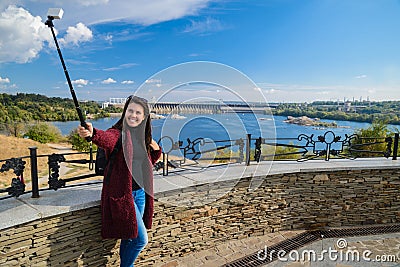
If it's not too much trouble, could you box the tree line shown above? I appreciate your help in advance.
[0,93,123,138]
[273,101,400,125]
[3,93,400,125]
[0,93,111,122]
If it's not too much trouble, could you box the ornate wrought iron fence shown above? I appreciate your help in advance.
[0,148,98,200]
[1,131,398,199]
[155,136,245,175]
[252,131,396,162]
[158,132,399,175]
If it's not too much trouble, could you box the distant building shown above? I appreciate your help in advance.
[102,98,127,109]
[344,101,352,112]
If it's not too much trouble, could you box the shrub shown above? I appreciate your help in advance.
[24,122,62,143]
[351,120,397,158]
[68,129,97,152]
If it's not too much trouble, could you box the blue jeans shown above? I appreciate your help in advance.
[119,188,148,267]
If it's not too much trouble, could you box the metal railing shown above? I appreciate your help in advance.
[1,131,398,200]
[157,131,399,175]
[0,148,98,200]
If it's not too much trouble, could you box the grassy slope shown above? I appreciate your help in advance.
[0,135,58,188]
[0,135,101,192]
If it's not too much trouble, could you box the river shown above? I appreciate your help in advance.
[52,114,379,143]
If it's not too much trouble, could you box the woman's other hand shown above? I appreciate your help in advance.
[149,139,160,151]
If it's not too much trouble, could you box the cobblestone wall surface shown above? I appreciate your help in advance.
[0,207,119,267]
[1,168,399,266]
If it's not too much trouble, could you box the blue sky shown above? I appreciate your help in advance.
[1,0,400,103]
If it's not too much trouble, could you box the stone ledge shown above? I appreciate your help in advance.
[0,182,102,230]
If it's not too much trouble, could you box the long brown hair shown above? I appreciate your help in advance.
[112,95,152,152]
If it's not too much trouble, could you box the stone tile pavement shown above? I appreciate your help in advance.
[266,232,400,267]
[161,230,400,267]
[160,230,305,267]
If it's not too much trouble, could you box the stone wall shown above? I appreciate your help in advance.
[140,168,400,266]
[1,168,399,266]
[0,207,119,267]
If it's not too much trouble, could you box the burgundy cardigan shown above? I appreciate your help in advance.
[91,127,161,239]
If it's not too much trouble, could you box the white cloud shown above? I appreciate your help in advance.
[15,0,213,27]
[0,76,10,83]
[145,78,161,84]
[59,22,93,46]
[105,34,113,43]
[103,63,138,71]
[355,74,367,79]
[0,5,93,64]
[0,1,213,64]
[0,5,52,63]
[316,91,330,95]
[121,80,134,84]
[71,79,89,87]
[264,88,278,94]
[183,17,226,35]
[78,0,109,7]
[145,78,162,88]
[102,77,117,84]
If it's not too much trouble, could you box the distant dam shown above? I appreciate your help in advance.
[103,99,276,114]
[149,102,275,114]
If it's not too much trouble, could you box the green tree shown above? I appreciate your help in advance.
[0,93,104,123]
[5,122,26,137]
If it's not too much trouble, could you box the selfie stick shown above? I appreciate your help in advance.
[45,8,91,141]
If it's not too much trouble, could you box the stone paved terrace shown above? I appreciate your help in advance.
[166,231,400,267]
[266,232,400,267]
[1,157,400,266]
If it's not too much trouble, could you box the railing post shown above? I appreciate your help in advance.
[393,133,399,160]
[29,146,40,198]
[246,134,251,166]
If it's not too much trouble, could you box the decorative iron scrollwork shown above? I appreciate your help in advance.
[48,154,66,190]
[7,177,26,197]
[0,158,26,197]
[183,137,206,160]
[297,131,355,161]
[0,158,26,176]
[182,137,240,162]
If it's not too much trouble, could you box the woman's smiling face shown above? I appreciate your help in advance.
[125,102,145,128]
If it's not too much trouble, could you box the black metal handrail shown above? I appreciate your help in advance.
[0,148,98,200]
[158,132,399,175]
[1,131,399,199]
[252,132,397,162]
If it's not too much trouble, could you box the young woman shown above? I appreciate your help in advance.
[78,95,161,266]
